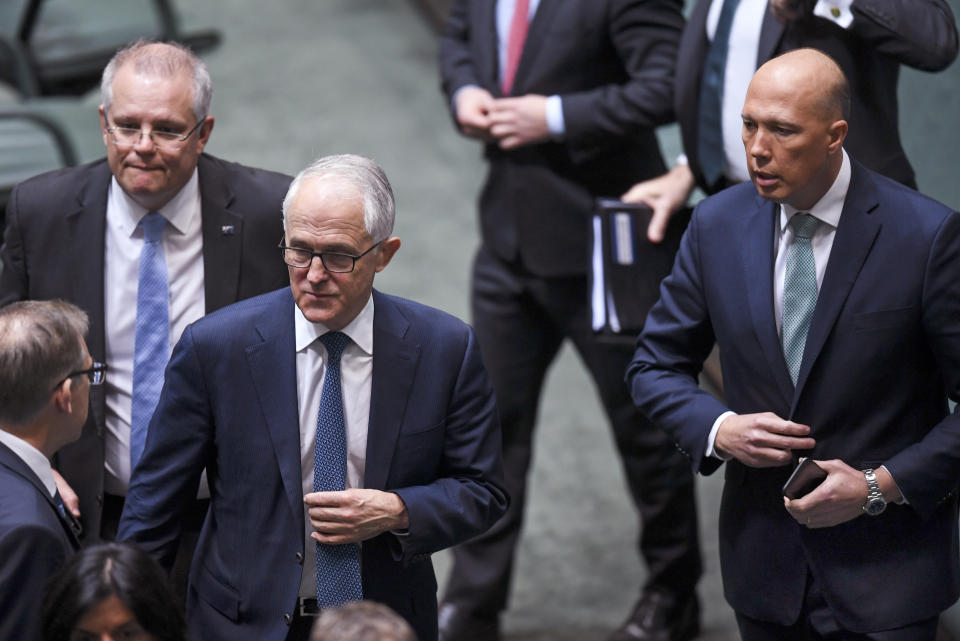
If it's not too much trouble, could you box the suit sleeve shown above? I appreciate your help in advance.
[560,0,685,157]
[0,524,68,641]
[117,325,212,567]
[626,205,731,475]
[438,0,482,120]
[844,0,958,71]
[391,327,509,560]
[0,183,29,305]
[882,210,960,519]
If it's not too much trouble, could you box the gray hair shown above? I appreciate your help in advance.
[282,154,395,243]
[101,39,213,122]
[309,601,417,641]
[0,300,89,427]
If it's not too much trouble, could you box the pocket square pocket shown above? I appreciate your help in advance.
[852,306,916,331]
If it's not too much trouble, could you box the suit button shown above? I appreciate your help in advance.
[283,613,292,626]
[296,552,304,564]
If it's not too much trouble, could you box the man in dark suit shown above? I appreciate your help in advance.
[117,154,508,641]
[0,40,290,568]
[0,300,93,641]
[623,0,958,241]
[628,48,960,638]
[437,2,702,640]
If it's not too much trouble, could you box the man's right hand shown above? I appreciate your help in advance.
[53,469,81,517]
[621,164,695,243]
[455,86,496,141]
[715,412,815,467]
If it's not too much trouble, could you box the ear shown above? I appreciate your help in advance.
[826,119,847,154]
[195,116,215,153]
[52,378,74,415]
[374,237,401,273]
[99,105,110,148]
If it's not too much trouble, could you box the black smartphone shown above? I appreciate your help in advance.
[782,458,827,499]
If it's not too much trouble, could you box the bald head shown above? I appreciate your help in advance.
[754,48,850,123]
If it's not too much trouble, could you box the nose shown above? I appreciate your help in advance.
[748,128,770,160]
[305,255,329,283]
[132,129,156,152]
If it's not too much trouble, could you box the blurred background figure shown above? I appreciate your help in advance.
[0,300,90,641]
[311,601,418,641]
[41,541,186,641]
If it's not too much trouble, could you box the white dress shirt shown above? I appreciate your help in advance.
[102,169,205,495]
[295,295,374,598]
[0,429,57,498]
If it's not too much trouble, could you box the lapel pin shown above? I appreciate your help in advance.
[221,225,235,235]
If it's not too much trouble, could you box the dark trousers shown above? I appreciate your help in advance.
[103,492,209,604]
[736,570,939,641]
[442,247,702,615]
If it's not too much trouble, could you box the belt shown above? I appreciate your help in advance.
[296,597,322,617]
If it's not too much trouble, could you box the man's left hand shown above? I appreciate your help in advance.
[305,488,409,544]
[784,459,869,528]
[489,95,551,149]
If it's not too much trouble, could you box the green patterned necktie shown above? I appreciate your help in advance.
[781,213,820,385]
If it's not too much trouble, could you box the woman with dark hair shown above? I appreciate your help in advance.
[41,542,185,641]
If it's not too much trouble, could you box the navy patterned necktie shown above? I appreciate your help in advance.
[313,331,363,606]
[781,214,821,385]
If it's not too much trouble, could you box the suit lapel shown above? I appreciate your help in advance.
[742,195,794,405]
[509,0,563,95]
[364,291,420,490]
[756,6,785,67]
[793,164,881,398]
[245,290,302,520]
[0,443,80,549]
[197,155,244,314]
[479,0,500,90]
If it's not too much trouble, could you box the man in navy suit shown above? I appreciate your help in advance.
[118,154,508,641]
[628,48,960,638]
[0,300,93,641]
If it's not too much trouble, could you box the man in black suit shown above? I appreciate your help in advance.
[623,0,958,241]
[0,300,92,641]
[437,2,702,640]
[0,41,290,582]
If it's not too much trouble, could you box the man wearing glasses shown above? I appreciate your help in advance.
[0,300,96,641]
[0,40,291,592]
[118,154,507,641]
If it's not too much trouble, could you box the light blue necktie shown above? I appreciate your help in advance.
[781,214,820,385]
[697,0,741,190]
[314,331,363,606]
[130,212,169,471]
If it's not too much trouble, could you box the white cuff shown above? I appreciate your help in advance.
[545,95,566,138]
[706,411,737,460]
[676,153,689,166]
[814,0,854,28]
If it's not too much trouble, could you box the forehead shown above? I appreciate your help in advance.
[109,64,195,121]
[285,177,368,242]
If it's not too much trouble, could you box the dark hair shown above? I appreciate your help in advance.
[41,542,185,641]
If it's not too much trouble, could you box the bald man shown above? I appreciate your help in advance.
[628,48,960,639]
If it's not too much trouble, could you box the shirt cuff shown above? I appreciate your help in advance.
[814,0,854,28]
[879,464,909,505]
[676,153,689,166]
[706,411,737,460]
[545,95,566,138]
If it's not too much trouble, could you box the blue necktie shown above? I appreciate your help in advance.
[781,214,820,385]
[130,212,170,471]
[697,0,741,190]
[314,331,363,606]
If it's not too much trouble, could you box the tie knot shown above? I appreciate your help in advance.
[319,331,350,362]
[141,212,166,243]
[789,213,819,240]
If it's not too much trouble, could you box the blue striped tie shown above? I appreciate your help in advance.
[130,212,169,471]
[781,214,820,385]
[314,331,363,606]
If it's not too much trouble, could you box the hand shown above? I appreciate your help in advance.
[489,95,550,149]
[305,488,409,545]
[621,164,696,243]
[769,0,814,23]
[455,86,496,141]
[784,459,869,527]
[53,469,81,517]
[715,412,815,467]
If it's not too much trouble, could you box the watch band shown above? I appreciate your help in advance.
[863,468,887,515]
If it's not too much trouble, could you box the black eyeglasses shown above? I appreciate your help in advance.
[102,112,204,151]
[54,362,108,389]
[279,239,383,273]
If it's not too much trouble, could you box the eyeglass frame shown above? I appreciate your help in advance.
[101,112,205,150]
[278,238,384,273]
[54,362,108,389]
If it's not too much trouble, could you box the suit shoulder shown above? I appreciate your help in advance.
[858,166,957,233]
[200,154,292,195]
[9,159,109,210]
[191,287,290,334]
[375,292,473,341]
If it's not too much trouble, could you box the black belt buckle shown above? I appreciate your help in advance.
[297,597,321,617]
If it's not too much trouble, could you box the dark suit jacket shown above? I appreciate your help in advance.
[117,288,508,641]
[439,0,684,276]
[676,0,959,193]
[0,154,291,539]
[627,160,960,631]
[0,442,80,641]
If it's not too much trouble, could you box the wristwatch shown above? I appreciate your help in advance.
[862,468,887,516]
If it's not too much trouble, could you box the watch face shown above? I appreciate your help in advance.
[865,498,887,515]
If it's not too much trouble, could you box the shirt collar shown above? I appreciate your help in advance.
[780,149,850,233]
[110,167,200,237]
[294,293,375,356]
[0,429,57,497]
